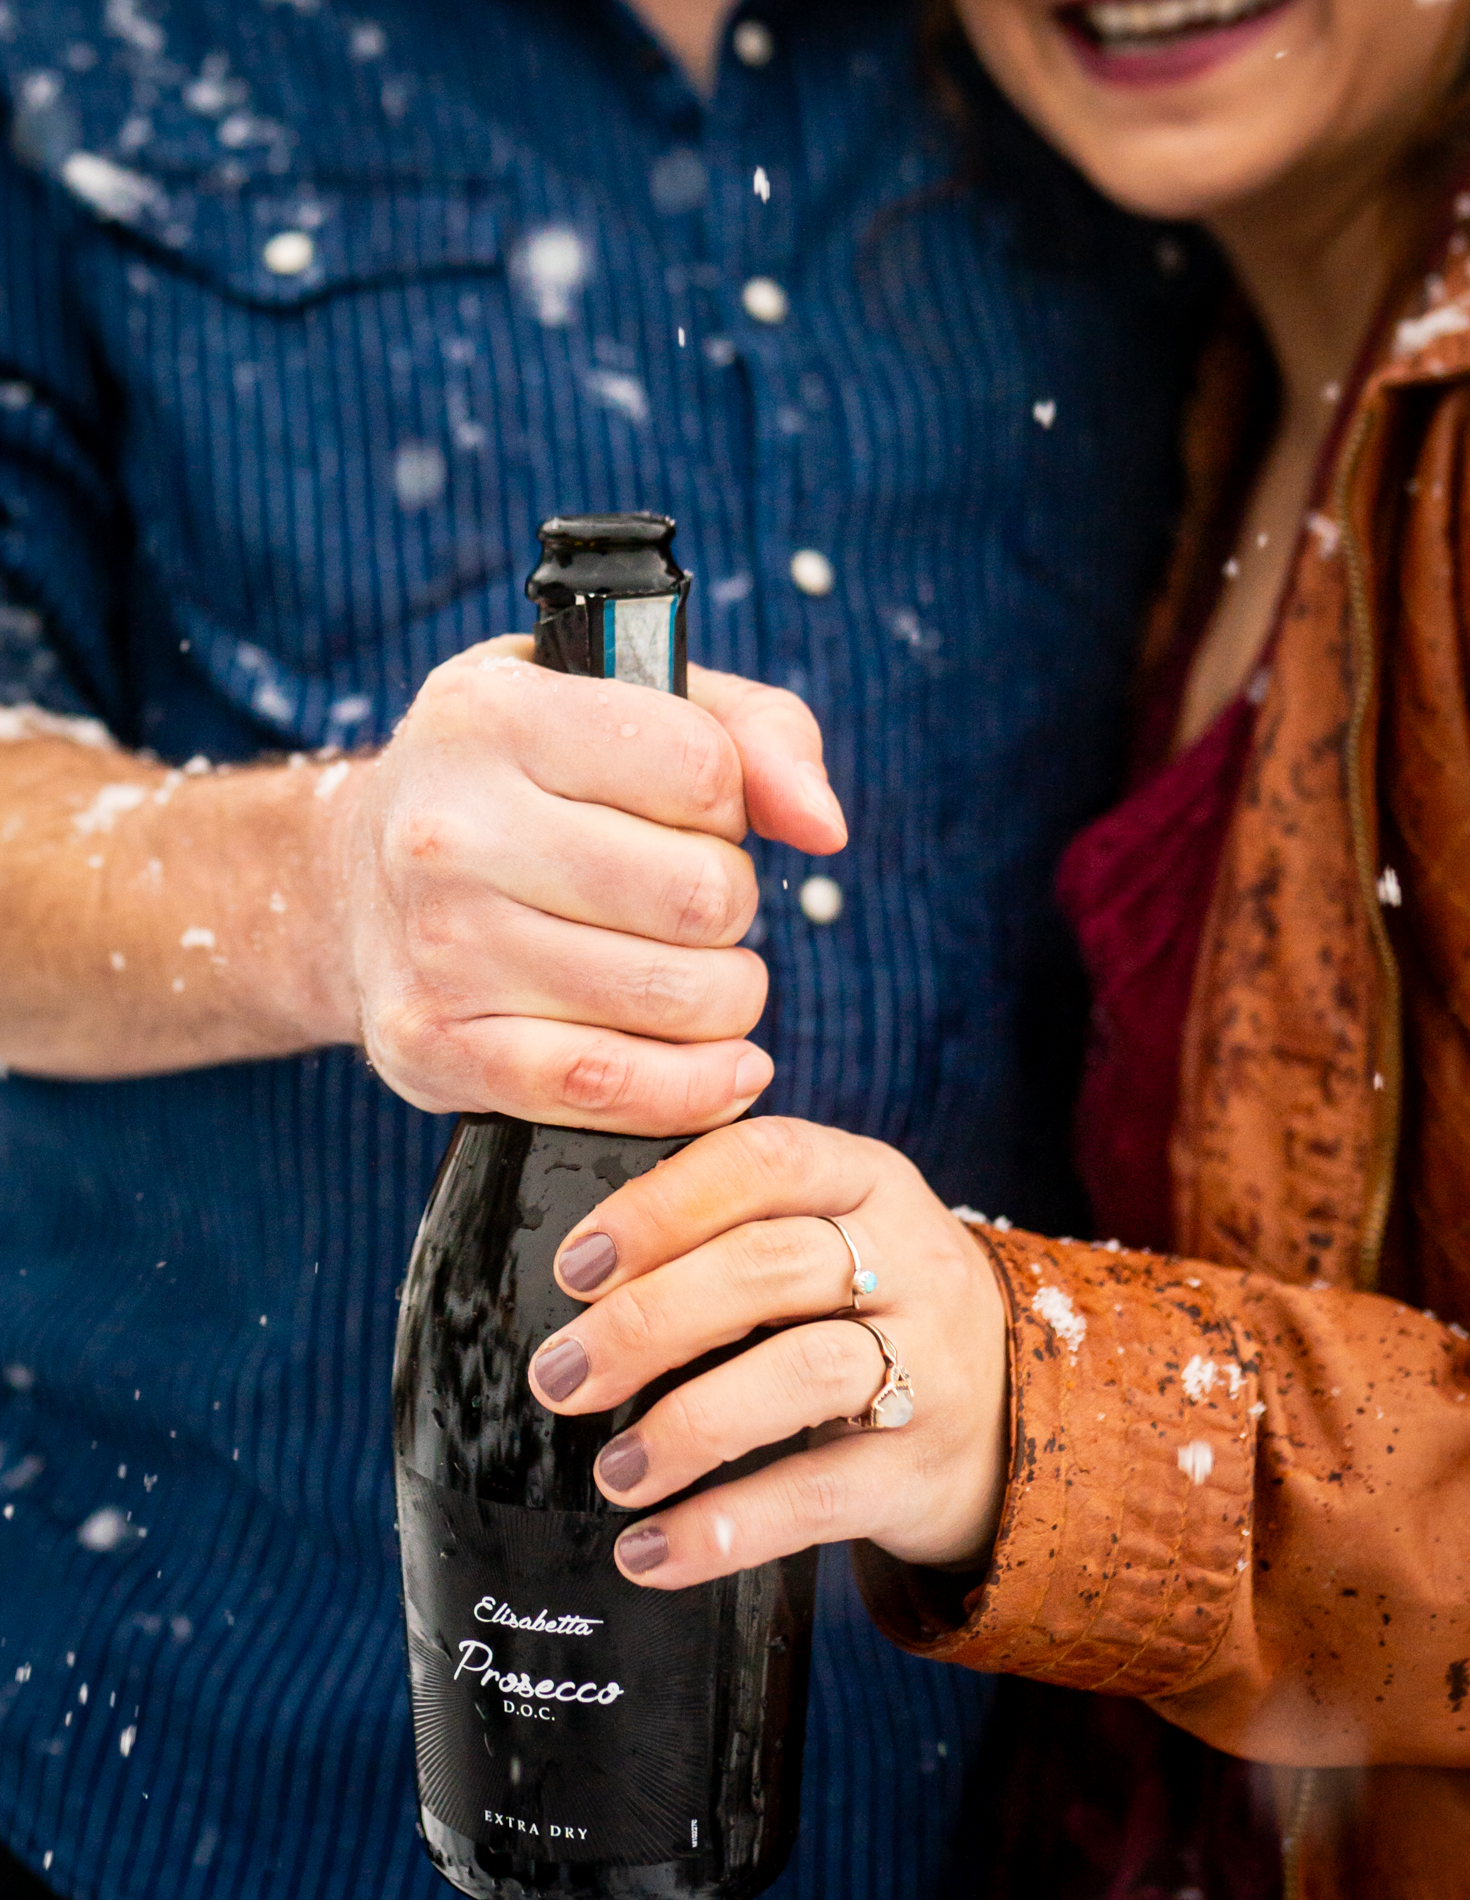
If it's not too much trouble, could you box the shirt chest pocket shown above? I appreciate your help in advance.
[87,178,554,746]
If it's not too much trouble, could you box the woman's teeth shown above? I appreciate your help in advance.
[1080,0,1278,45]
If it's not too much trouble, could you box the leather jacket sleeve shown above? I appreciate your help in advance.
[855,1221,1470,1769]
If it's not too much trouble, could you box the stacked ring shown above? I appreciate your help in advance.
[838,1316,915,1430]
[820,1215,878,1308]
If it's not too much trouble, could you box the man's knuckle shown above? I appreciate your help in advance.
[383,801,462,885]
[369,990,442,1068]
[560,1042,639,1114]
[678,718,738,817]
[665,857,741,945]
[403,887,463,960]
[628,955,702,1033]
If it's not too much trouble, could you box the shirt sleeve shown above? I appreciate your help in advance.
[0,121,127,732]
[854,1223,1470,1770]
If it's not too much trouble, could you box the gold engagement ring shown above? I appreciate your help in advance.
[838,1316,914,1430]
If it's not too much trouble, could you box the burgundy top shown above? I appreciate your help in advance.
[1056,662,1267,1253]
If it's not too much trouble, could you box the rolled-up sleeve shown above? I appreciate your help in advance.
[0,124,124,727]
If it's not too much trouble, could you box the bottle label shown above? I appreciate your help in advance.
[398,1467,718,1864]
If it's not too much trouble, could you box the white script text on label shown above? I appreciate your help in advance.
[454,1639,624,1703]
[473,1595,602,1636]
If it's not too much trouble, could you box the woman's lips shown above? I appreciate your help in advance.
[1056,0,1296,87]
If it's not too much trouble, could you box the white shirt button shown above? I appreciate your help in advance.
[733,19,775,67]
[789,548,835,597]
[741,275,789,324]
[262,230,315,276]
[799,875,844,925]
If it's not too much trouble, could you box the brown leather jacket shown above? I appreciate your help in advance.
[860,217,1470,1899]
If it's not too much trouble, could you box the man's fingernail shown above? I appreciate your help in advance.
[617,1525,668,1575]
[797,761,846,834]
[533,1337,589,1403]
[734,1050,772,1098]
[597,1432,649,1493]
[560,1232,617,1292]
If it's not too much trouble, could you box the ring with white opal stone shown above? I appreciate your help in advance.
[819,1215,878,1308]
[839,1317,914,1431]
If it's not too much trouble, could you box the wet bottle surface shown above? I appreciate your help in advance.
[393,515,816,1900]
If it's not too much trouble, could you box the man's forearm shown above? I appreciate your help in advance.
[0,735,359,1078]
[0,649,842,1116]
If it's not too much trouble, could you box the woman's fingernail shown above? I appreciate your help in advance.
[734,1049,772,1099]
[617,1525,668,1575]
[533,1337,589,1403]
[559,1232,617,1292]
[597,1432,649,1494]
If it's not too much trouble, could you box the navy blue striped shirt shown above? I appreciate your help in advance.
[0,2,1209,1895]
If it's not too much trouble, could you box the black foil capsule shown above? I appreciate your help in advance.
[528,512,689,695]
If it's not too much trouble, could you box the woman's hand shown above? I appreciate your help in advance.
[528,1117,1011,1588]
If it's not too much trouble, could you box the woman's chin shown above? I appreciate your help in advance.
[958,0,1348,225]
[1059,131,1307,225]
[1038,1,1329,222]
[963,0,1470,236]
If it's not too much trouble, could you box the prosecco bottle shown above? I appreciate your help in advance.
[393,514,817,1900]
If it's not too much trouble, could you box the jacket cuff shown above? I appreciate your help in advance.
[855,1227,1258,1697]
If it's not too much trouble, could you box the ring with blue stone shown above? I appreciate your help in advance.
[820,1215,877,1308]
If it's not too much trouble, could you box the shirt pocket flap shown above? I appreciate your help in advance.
[3,24,510,304]
[192,185,507,308]
[59,167,509,308]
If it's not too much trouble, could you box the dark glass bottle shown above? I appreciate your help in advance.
[393,515,816,1900]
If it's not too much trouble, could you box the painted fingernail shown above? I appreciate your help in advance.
[597,1432,649,1494]
[734,1049,772,1098]
[559,1232,617,1293]
[617,1525,668,1575]
[533,1337,589,1403]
